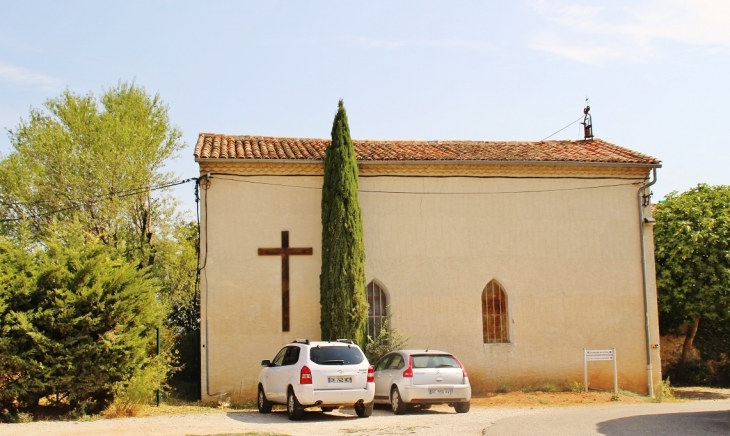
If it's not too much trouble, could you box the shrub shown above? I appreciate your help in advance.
[712,360,730,387]
[566,381,584,393]
[364,320,408,364]
[654,378,675,403]
[167,331,201,401]
[1,409,32,423]
[0,236,173,418]
[537,381,560,392]
[665,359,714,386]
[495,382,511,393]
[105,364,162,417]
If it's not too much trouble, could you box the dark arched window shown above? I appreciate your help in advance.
[367,281,388,339]
[482,280,509,343]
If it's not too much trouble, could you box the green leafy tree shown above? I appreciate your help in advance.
[0,234,171,417]
[151,221,200,399]
[153,221,200,333]
[0,82,198,324]
[320,100,368,346]
[0,81,184,266]
[0,82,199,406]
[654,184,730,364]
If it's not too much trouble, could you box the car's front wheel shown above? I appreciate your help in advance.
[354,401,373,418]
[454,401,470,413]
[287,388,305,421]
[390,386,407,415]
[257,385,272,414]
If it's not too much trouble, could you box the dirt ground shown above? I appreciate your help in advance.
[671,386,730,401]
[470,390,644,407]
[133,386,730,419]
[467,386,730,407]
[2,388,729,436]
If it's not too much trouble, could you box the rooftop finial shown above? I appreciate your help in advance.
[581,97,593,140]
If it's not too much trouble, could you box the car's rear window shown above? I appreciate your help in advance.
[309,346,365,365]
[412,354,459,369]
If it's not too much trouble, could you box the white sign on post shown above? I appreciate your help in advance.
[583,348,618,396]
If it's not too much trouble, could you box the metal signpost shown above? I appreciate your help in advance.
[583,348,618,396]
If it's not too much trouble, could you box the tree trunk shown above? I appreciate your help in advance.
[680,316,701,364]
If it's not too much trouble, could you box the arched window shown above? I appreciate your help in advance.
[482,280,509,343]
[367,281,388,339]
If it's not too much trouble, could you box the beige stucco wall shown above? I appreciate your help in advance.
[198,164,662,400]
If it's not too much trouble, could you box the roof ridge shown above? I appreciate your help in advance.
[199,133,608,144]
[193,133,660,165]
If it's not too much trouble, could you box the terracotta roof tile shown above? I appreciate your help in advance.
[193,133,660,165]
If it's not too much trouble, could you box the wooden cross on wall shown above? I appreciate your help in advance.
[258,231,313,332]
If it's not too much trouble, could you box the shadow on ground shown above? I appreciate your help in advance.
[673,388,730,400]
[597,410,730,435]
[226,406,446,425]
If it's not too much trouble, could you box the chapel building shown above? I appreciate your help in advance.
[193,134,662,400]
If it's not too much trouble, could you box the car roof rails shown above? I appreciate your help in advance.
[336,339,354,344]
[291,339,310,345]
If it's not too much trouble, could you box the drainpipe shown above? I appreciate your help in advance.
[638,167,658,398]
[200,173,219,398]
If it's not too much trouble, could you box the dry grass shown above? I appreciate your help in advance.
[122,398,264,418]
[104,387,722,420]
[471,390,651,407]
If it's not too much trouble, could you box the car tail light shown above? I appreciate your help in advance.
[300,365,312,385]
[453,356,468,378]
[367,365,374,383]
[402,356,414,378]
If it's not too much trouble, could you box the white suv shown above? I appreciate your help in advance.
[257,339,375,420]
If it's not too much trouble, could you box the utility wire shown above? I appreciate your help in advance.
[1,177,198,223]
[3,180,196,207]
[211,174,641,195]
[364,181,639,195]
[541,116,584,141]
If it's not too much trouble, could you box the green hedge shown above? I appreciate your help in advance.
[0,237,170,418]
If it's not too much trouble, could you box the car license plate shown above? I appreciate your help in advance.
[429,389,453,395]
[328,377,352,383]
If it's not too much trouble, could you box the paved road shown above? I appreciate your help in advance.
[484,401,730,436]
[0,400,728,435]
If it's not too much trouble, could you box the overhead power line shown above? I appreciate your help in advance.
[212,174,642,195]
[1,177,199,223]
[541,116,584,141]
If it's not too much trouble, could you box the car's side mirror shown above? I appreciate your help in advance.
[261,359,272,367]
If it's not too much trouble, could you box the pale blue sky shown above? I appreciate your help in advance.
[1,0,729,216]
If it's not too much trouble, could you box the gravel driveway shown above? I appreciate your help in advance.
[0,405,544,436]
[1,400,729,436]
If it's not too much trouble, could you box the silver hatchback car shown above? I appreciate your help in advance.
[372,350,471,414]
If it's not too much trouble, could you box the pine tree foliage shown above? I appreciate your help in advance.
[0,81,184,266]
[0,235,171,416]
[320,100,368,346]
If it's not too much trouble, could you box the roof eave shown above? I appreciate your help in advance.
[194,158,662,168]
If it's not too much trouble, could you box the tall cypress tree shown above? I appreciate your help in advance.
[320,100,368,346]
